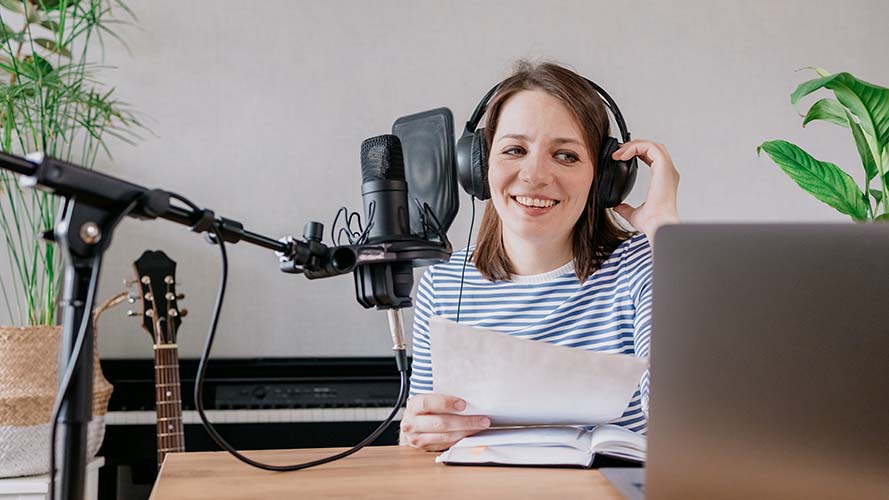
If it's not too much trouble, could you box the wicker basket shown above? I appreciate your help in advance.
[0,325,114,478]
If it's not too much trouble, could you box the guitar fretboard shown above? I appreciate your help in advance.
[154,344,184,468]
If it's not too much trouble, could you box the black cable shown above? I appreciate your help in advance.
[456,196,477,323]
[190,204,409,471]
[49,196,141,500]
[166,191,202,214]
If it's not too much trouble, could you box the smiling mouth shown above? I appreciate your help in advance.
[511,195,560,208]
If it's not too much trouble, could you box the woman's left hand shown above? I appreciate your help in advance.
[611,140,681,245]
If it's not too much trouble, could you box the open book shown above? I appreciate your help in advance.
[435,425,646,468]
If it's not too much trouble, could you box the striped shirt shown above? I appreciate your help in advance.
[409,232,653,434]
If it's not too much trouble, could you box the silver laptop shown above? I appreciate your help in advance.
[608,224,889,500]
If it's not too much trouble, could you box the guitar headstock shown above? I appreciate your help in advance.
[131,250,185,345]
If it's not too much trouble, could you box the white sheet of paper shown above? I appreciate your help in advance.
[430,315,648,426]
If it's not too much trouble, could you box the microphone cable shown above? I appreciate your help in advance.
[167,192,409,471]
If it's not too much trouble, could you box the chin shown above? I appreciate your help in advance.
[505,224,570,245]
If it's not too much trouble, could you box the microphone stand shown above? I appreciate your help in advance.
[0,149,452,500]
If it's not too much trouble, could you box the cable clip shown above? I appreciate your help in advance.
[190,208,216,234]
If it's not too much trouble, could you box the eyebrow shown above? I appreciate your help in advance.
[496,133,584,147]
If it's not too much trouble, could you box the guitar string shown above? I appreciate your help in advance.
[154,275,184,458]
[148,279,167,459]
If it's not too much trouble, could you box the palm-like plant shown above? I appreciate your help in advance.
[0,0,141,326]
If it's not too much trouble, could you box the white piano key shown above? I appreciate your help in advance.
[105,408,405,425]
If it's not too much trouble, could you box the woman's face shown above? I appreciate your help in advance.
[488,90,595,246]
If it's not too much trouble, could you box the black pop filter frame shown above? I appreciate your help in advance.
[392,107,459,236]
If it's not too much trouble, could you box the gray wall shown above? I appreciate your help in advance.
[7,0,889,358]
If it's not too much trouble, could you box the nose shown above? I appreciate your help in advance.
[518,150,553,186]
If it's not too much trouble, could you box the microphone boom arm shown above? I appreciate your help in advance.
[0,149,450,498]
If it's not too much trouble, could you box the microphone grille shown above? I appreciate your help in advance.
[361,134,405,182]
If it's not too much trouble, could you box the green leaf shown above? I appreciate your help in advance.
[802,98,849,128]
[758,140,869,221]
[870,189,883,205]
[876,213,889,222]
[791,72,889,154]
[0,0,23,13]
[39,20,60,33]
[33,38,71,57]
[846,111,878,182]
[38,0,64,9]
[20,54,54,79]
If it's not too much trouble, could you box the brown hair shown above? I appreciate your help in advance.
[473,61,632,282]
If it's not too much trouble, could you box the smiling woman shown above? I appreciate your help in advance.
[400,60,681,452]
[475,62,632,282]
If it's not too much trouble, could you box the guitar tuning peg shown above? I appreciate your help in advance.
[179,308,188,318]
[176,293,185,300]
[127,293,137,304]
[126,310,139,317]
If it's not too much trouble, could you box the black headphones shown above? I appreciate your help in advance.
[456,77,637,208]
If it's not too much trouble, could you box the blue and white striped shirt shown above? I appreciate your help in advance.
[409,232,653,434]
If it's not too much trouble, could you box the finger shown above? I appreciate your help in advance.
[612,140,668,166]
[408,414,491,433]
[612,203,635,221]
[412,429,482,451]
[406,393,466,415]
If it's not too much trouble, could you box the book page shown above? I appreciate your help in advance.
[590,424,647,462]
[431,316,648,426]
[437,427,595,467]
[455,427,591,450]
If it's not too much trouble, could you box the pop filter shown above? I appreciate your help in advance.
[392,107,459,236]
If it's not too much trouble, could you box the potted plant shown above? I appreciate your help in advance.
[759,68,889,222]
[0,0,141,477]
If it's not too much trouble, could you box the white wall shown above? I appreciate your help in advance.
[5,0,887,358]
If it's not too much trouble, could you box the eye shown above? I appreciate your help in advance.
[555,151,580,163]
[502,146,526,156]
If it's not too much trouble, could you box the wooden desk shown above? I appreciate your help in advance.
[150,446,625,499]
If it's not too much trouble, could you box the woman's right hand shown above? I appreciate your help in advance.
[399,393,491,451]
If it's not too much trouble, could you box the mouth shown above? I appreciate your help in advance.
[510,195,561,209]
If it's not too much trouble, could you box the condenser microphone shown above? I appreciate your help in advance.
[354,135,415,311]
[360,135,411,243]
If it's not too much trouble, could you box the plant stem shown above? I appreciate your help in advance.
[867,142,889,217]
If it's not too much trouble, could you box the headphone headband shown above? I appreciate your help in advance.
[462,77,631,143]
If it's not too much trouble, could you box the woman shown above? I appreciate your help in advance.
[401,61,680,451]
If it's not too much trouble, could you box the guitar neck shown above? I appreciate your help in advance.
[154,343,184,468]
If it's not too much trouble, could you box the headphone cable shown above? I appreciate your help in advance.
[456,195,476,323]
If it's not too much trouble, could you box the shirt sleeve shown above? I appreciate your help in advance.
[408,266,436,397]
[623,234,654,417]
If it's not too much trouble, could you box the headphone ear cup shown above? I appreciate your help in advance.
[456,132,476,197]
[597,137,638,208]
[470,128,491,200]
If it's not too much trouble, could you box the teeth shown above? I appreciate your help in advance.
[515,196,557,208]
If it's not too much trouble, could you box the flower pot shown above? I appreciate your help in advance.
[0,325,113,478]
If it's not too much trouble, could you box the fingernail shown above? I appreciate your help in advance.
[479,417,491,428]
[454,400,466,411]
